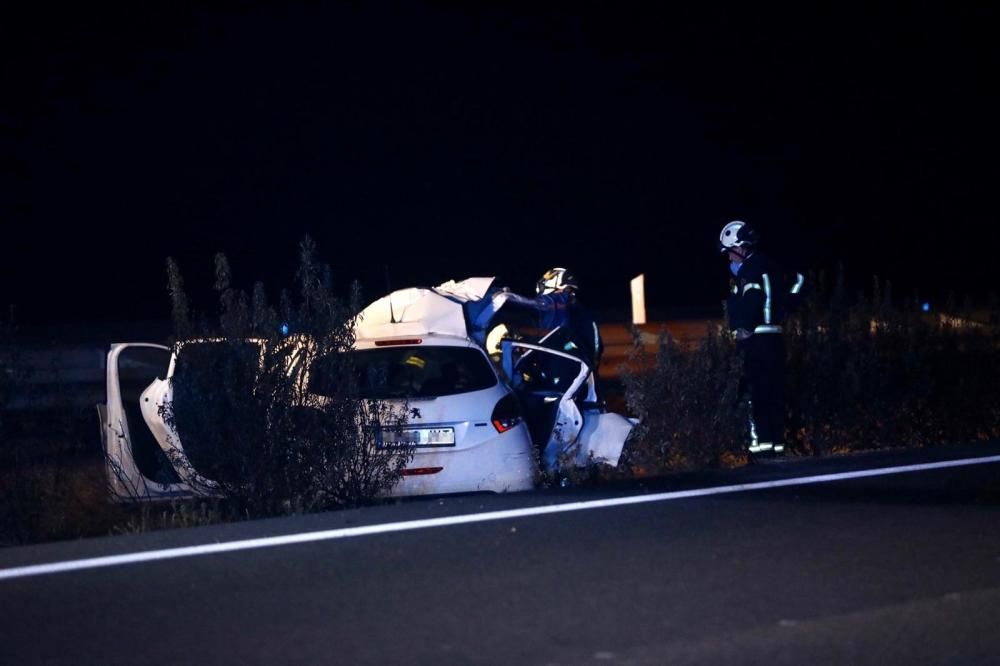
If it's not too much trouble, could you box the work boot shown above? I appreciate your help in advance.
[747,441,781,464]
[750,442,792,464]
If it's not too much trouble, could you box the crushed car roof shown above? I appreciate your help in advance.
[355,277,495,342]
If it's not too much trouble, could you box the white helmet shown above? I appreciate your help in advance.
[536,267,578,295]
[719,220,758,253]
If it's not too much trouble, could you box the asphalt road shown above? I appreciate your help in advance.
[3,443,1000,665]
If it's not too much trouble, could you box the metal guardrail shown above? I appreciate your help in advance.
[3,320,725,406]
[597,319,722,378]
[4,345,110,409]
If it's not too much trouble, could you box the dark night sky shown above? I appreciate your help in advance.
[2,2,997,330]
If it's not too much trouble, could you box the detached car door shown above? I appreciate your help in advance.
[101,343,199,500]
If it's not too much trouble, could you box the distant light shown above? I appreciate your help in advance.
[280,323,290,336]
[922,302,931,313]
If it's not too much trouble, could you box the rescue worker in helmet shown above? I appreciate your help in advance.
[500,267,603,375]
[493,268,603,481]
[720,220,804,458]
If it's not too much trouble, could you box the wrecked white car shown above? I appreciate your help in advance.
[99,277,633,500]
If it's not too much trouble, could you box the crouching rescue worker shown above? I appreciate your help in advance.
[719,220,804,457]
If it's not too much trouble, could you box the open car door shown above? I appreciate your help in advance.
[501,337,632,473]
[103,342,248,500]
[102,343,199,500]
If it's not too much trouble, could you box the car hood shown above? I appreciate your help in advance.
[355,277,496,342]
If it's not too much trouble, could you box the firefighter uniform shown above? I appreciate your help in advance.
[726,251,803,454]
[495,268,604,407]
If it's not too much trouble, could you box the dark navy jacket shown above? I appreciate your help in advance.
[536,291,603,370]
[726,252,803,335]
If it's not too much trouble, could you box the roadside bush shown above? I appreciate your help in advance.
[158,237,411,518]
[0,312,106,544]
[622,268,1000,469]
[0,310,26,544]
[619,324,747,474]
[0,307,20,451]
[112,499,226,535]
[786,271,1000,454]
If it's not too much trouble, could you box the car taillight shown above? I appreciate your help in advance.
[491,393,523,433]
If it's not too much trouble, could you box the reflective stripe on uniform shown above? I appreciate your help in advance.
[754,325,783,334]
[742,282,762,295]
[791,273,804,294]
[748,442,774,453]
[763,273,772,324]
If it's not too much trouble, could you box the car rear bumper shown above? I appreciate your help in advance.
[387,424,537,496]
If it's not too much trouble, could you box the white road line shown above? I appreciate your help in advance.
[3,454,1000,581]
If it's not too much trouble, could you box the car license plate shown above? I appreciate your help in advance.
[379,427,456,447]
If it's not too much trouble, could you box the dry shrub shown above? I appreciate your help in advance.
[620,324,747,474]
[160,237,412,517]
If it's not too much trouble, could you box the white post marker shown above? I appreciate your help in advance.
[631,273,646,325]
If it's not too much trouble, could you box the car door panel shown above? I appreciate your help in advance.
[502,340,631,472]
[103,343,195,500]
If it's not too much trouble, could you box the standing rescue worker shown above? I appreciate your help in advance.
[720,221,804,457]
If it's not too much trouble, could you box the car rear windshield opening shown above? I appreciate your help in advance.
[311,346,498,399]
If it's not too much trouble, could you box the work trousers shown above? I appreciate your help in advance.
[739,333,786,447]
